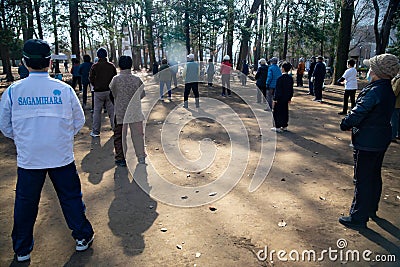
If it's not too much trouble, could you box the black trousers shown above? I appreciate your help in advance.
[273,101,289,128]
[342,89,356,113]
[314,81,323,100]
[296,74,303,86]
[350,149,386,222]
[184,82,199,101]
[72,76,82,92]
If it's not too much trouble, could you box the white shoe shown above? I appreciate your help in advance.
[281,127,288,131]
[17,254,30,262]
[90,132,100,138]
[76,235,94,252]
[271,127,283,133]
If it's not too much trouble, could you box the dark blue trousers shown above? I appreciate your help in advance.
[350,149,385,223]
[12,161,94,255]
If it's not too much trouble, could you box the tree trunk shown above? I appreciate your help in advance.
[52,0,60,73]
[33,0,43,39]
[237,0,261,70]
[254,0,264,71]
[282,1,290,60]
[144,0,155,69]
[332,0,354,85]
[226,0,234,60]
[69,0,80,60]
[373,0,400,55]
[184,0,190,54]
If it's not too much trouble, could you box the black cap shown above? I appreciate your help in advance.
[23,39,51,59]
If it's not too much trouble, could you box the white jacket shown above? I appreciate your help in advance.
[0,72,84,169]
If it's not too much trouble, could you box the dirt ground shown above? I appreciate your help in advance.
[0,69,399,267]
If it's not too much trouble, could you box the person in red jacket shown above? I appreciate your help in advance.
[220,55,232,97]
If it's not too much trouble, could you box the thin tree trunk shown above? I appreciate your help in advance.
[226,0,234,59]
[184,0,190,54]
[332,0,354,85]
[69,0,80,60]
[144,0,156,69]
[52,0,60,73]
[282,2,290,60]
[33,0,43,39]
[237,0,261,70]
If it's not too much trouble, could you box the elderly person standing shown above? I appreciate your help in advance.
[89,48,117,138]
[339,54,399,228]
[255,58,268,103]
[266,57,282,109]
[296,58,305,87]
[110,56,146,166]
[311,56,326,102]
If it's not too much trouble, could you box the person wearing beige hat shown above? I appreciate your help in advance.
[338,53,400,228]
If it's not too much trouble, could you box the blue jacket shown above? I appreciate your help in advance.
[266,64,282,89]
[79,62,93,85]
[340,79,395,151]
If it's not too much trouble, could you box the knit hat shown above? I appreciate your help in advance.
[270,57,278,64]
[23,39,51,69]
[223,55,230,61]
[97,48,108,58]
[364,54,400,79]
[259,58,266,65]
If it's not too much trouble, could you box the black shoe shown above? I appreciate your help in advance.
[339,216,366,228]
[338,112,346,115]
[115,159,127,167]
[368,212,378,219]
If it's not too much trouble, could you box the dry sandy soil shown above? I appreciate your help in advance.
[0,69,399,267]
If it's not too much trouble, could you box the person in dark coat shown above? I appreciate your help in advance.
[311,56,326,102]
[255,58,268,103]
[18,62,29,79]
[240,60,249,86]
[271,62,294,132]
[307,56,316,95]
[339,54,399,228]
[79,54,93,109]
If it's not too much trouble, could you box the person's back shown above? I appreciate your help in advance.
[255,64,268,87]
[71,63,80,77]
[266,63,282,89]
[159,63,172,82]
[313,60,326,82]
[90,58,117,92]
[185,61,199,83]
[79,61,93,85]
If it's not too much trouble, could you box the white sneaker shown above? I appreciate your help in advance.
[271,127,283,133]
[17,254,30,262]
[76,235,94,252]
[90,132,100,138]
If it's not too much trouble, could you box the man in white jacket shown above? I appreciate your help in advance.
[0,39,94,262]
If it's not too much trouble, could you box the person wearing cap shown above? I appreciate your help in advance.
[339,53,399,228]
[110,55,146,166]
[311,56,326,102]
[307,56,316,95]
[337,59,358,115]
[182,54,200,108]
[255,58,268,103]
[266,57,282,109]
[220,55,233,96]
[89,47,117,137]
[296,58,305,87]
[0,39,94,262]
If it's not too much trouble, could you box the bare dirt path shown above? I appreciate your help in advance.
[0,72,399,267]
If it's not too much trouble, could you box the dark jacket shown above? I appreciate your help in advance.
[308,61,316,79]
[79,62,93,85]
[89,58,117,92]
[312,61,326,83]
[255,65,268,88]
[18,64,29,79]
[242,63,249,75]
[340,79,395,151]
[274,74,294,102]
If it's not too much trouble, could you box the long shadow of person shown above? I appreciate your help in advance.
[371,217,400,240]
[358,227,400,261]
[81,137,115,185]
[62,248,94,267]
[108,164,158,256]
